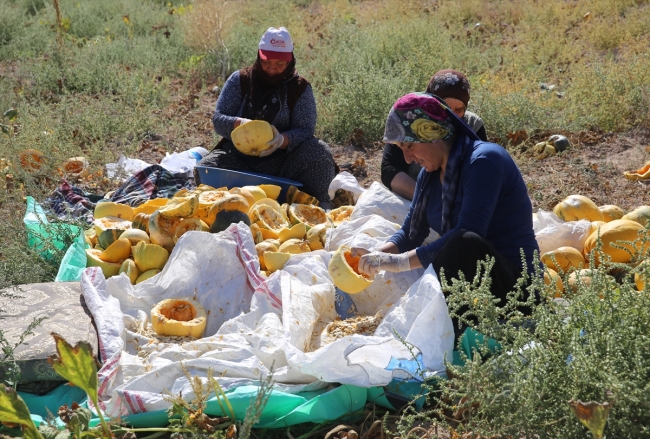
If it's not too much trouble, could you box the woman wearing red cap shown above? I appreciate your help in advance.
[381,70,487,201]
[198,27,336,206]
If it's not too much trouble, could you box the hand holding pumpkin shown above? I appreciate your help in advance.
[260,125,285,156]
[358,251,411,277]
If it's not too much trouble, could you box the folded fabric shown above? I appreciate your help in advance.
[43,165,196,224]
[624,162,650,181]
[108,164,195,206]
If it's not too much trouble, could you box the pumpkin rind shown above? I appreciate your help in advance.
[86,249,122,278]
[97,228,125,250]
[159,195,199,219]
[100,237,132,263]
[119,259,140,284]
[132,241,170,272]
[149,210,182,248]
[94,202,134,221]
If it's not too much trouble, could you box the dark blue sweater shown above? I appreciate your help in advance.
[388,141,539,274]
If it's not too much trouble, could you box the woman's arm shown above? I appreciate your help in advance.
[212,72,244,138]
[381,143,416,199]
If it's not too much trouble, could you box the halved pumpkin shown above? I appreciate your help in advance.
[119,228,150,245]
[204,194,249,226]
[328,245,373,294]
[306,223,331,250]
[173,218,209,243]
[159,195,199,219]
[100,237,132,263]
[249,201,290,236]
[256,241,279,270]
[326,206,354,227]
[259,184,281,200]
[94,202,134,221]
[133,198,169,216]
[278,223,306,243]
[288,203,328,229]
[94,216,131,237]
[149,210,182,248]
[151,298,207,338]
[86,249,122,278]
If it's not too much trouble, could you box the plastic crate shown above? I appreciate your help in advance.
[195,166,302,204]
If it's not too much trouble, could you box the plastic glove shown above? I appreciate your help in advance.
[237,118,252,128]
[260,125,284,157]
[350,247,371,258]
[358,252,411,278]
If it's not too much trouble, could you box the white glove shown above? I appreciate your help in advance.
[358,252,411,278]
[260,125,284,157]
[237,118,252,127]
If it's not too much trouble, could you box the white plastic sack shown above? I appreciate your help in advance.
[351,181,411,225]
[106,155,152,180]
[80,222,454,416]
[534,209,592,254]
[327,171,365,203]
[160,147,208,175]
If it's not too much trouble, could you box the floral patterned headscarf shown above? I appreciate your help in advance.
[383,92,455,143]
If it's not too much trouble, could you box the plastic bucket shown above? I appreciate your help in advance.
[195,166,302,204]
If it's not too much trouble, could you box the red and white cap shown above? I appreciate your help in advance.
[258,27,293,61]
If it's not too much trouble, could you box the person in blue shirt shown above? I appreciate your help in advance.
[197,27,336,206]
[354,92,539,339]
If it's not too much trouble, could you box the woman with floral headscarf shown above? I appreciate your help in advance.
[381,69,487,200]
[354,92,538,340]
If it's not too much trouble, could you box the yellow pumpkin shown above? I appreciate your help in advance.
[94,216,132,237]
[543,268,564,298]
[286,185,318,206]
[240,186,268,203]
[306,223,330,250]
[328,245,373,294]
[278,223,307,243]
[148,210,182,248]
[621,205,650,228]
[249,201,290,236]
[132,213,151,233]
[133,198,169,216]
[151,298,207,338]
[598,204,624,222]
[158,195,199,218]
[135,269,161,284]
[635,260,650,291]
[288,203,328,228]
[255,241,279,270]
[278,238,311,254]
[119,228,150,245]
[258,184,281,200]
[231,120,274,156]
[86,249,122,278]
[132,241,170,272]
[250,223,264,244]
[204,194,249,227]
[94,202,134,221]
[541,246,585,273]
[173,217,209,243]
[263,251,291,273]
[97,229,125,250]
[326,206,354,227]
[119,259,140,284]
[583,219,647,265]
[566,269,598,294]
[228,187,256,207]
[100,237,132,263]
[553,195,603,222]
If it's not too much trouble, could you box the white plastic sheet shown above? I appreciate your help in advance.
[327,171,365,203]
[534,209,592,254]
[80,221,454,417]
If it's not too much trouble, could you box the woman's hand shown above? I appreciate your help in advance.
[357,252,411,277]
[260,125,285,157]
[235,118,251,129]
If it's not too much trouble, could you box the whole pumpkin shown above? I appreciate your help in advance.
[583,219,648,265]
[553,194,603,222]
